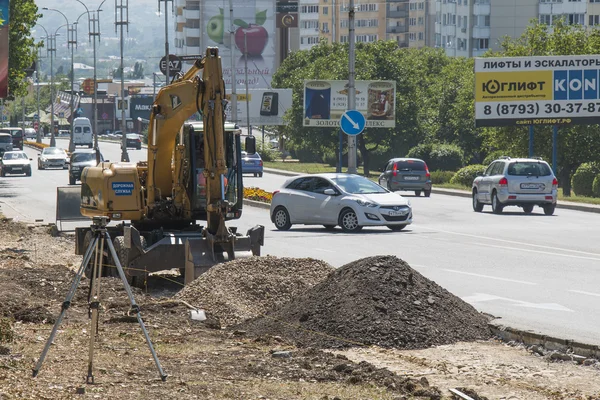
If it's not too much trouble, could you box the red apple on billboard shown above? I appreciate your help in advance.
[233,11,269,57]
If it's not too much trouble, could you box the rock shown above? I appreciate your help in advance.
[271,351,292,359]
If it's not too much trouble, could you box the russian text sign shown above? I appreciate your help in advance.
[475,55,600,127]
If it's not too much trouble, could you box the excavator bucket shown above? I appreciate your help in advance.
[184,225,264,285]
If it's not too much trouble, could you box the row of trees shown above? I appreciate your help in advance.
[272,20,600,195]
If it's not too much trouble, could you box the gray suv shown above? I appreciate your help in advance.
[378,158,432,197]
[472,157,558,215]
[69,149,103,185]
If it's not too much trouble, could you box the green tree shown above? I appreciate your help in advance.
[8,0,39,98]
[130,62,145,79]
[486,19,600,195]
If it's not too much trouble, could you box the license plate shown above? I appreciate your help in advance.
[388,210,407,216]
[521,183,544,189]
[13,167,21,171]
[404,176,419,181]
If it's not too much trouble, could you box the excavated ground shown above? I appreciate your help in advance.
[0,217,600,399]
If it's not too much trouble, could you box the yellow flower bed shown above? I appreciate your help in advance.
[243,187,273,203]
[25,141,49,150]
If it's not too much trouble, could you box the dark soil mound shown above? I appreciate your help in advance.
[13,305,55,324]
[239,255,492,349]
[176,256,335,328]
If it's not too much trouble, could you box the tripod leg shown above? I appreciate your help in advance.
[86,235,104,384]
[105,231,167,381]
[33,235,100,377]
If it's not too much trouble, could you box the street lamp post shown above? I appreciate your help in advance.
[159,0,173,82]
[115,0,130,162]
[75,0,107,150]
[42,8,77,152]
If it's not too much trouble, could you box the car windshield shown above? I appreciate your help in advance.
[507,162,552,177]
[126,134,138,139]
[243,152,261,159]
[3,152,26,160]
[331,175,387,194]
[43,148,65,155]
[72,153,96,163]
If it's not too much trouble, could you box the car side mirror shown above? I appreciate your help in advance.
[323,188,336,196]
[29,158,32,161]
[245,136,256,155]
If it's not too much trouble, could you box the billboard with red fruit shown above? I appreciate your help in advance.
[202,0,276,93]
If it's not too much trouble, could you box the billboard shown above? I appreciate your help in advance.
[201,0,276,91]
[0,0,9,99]
[303,80,396,128]
[130,96,155,121]
[475,55,600,127]
[225,88,292,125]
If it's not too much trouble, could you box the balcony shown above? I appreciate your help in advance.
[183,8,200,19]
[184,26,200,38]
[473,3,490,15]
[387,10,408,18]
[387,25,408,33]
[539,2,585,14]
[472,26,490,38]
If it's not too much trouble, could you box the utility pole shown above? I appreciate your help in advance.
[49,34,56,147]
[36,55,41,143]
[116,0,130,162]
[229,0,237,125]
[244,32,251,137]
[346,0,357,174]
[159,0,172,83]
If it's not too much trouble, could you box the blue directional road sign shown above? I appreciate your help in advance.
[340,110,366,136]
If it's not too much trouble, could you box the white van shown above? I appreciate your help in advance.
[73,117,93,148]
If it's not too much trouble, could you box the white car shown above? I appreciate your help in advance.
[0,151,32,177]
[38,147,69,170]
[270,173,413,232]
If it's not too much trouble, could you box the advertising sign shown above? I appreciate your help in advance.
[475,55,600,127]
[303,80,396,128]
[225,88,292,125]
[0,0,9,99]
[276,1,298,28]
[130,96,155,121]
[201,0,276,91]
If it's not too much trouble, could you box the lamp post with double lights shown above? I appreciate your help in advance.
[42,8,77,152]
[35,46,43,144]
[36,23,62,147]
[115,0,130,162]
[74,0,107,150]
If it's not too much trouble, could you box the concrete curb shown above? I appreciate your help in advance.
[243,198,271,210]
[262,167,600,214]
[489,321,599,359]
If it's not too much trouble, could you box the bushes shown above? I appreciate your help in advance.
[289,146,324,163]
[430,170,455,185]
[450,164,486,187]
[593,175,600,198]
[572,163,600,197]
[483,150,512,166]
[407,143,464,172]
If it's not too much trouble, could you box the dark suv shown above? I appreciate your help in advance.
[378,158,432,197]
[69,149,103,185]
[0,128,23,150]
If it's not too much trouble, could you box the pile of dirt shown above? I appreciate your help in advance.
[175,256,335,328]
[239,255,493,349]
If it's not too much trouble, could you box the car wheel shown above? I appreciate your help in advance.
[387,225,406,231]
[38,163,43,170]
[543,204,556,216]
[69,175,76,185]
[113,236,146,287]
[339,208,362,233]
[273,206,292,231]
[414,190,421,196]
[424,190,431,198]
[323,225,336,231]
[254,173,257,177]
[491,191,504,214]
[387,182,393,192]
[26,168,31,177]
[0,169,5,177]
[523,205,534,214]
[259,172,263,177]
[472,190,484,212]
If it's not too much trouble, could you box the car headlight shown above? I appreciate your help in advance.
[355,199,379,208]
[40,157,47,162]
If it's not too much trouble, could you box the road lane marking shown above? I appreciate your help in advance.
[419,226,600,258]
[313,247,337,253]
[472,242,600,262]
[443,269,537,285]
[568,289,600,297]
[462,292,574,312]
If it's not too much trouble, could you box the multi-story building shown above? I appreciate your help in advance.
[300,0,321,49]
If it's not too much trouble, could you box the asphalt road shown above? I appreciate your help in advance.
[2,139,600,347]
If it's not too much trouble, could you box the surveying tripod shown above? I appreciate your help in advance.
[33,216,167,382]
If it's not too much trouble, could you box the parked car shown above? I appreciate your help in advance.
[72,117,93,148]
[58,130,70,137]
[0,133,13,156]
[38,147,69,170]
[270,173,412,232]
[472,156,558,215]
[378,158,432,197]
[0,127,24,150]
[69,149,103,185]
[241,151,263,177]
[125,133,142,149]
[0,151,32,177]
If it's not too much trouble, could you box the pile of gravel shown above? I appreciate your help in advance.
[239,255,492,349]
[175,256,335,328]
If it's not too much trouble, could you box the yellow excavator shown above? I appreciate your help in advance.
[74,48,264,285]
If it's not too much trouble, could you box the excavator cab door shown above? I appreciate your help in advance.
[245,136,256,155]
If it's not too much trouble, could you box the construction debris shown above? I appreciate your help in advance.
[239,255,493,349]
